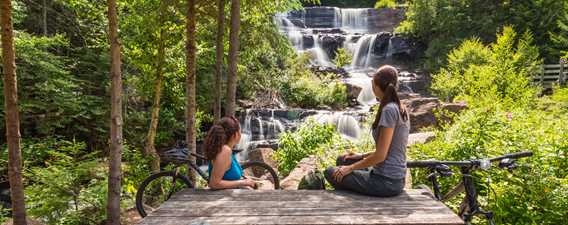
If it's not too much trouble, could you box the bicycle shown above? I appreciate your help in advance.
[135,147,281,217]
[406,151,533,225]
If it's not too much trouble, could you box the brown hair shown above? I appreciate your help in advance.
[204,116,240,160]
[371,65,408,130]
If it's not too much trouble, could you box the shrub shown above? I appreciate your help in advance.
[408,88,568,224]
[333,48,352,68]
[275,120,342,176]
[431,27,539,107]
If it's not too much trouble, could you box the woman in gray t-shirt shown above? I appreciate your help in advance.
[324,65,410,197]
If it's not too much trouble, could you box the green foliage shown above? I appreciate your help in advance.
[0,139,151,225]
[374,0,396,9]
[333,48,352,68]
[431,27,540,106]
[399,0,568,70]
[409,94,568,224]
[275,120,340,176]
[279,55,348,109]
[551,10,568,58]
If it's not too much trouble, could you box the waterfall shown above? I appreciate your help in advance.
[351,34,377,69]
[237,109,253,152]
[309,35,334,67]
[339,8,369,33]
[256,117,264,140]
[308,112,362,140]
[270,110,285,139]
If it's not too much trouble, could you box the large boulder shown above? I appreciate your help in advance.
[319,34,346,59]
[345,83,363,102]
[247,148,277,172]
[280,156,317,190]
[402,96,468,133]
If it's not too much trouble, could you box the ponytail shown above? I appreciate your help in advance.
[203,116,240,160]
[204,125,227,160]
[371,66,408,130]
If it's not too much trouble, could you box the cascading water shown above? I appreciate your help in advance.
[339,8,369,33]
[232,7,415,155]
[310,35,334,67]
[350,34,378,69]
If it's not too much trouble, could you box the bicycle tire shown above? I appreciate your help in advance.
[135,171,193,217]
[240,161,280,190]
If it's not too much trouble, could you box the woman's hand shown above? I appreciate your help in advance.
[342,152,363,160]
[332,165,354,183]
[240,178,256,188]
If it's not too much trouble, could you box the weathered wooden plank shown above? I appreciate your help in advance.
[543,69,561,74]
[136,189,465,225]
[543,64,561,68]
[159,199,440,209]
[173,189,431,197]
[139,214,464,225]
[149,206,452,217]
[169,190,433,202]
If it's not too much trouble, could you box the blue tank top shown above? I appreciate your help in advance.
[208,152,243,181]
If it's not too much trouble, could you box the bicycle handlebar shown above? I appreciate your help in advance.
[407,151,533,168]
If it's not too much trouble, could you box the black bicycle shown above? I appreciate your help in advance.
[407,151,533,225]
[135,147,280,217]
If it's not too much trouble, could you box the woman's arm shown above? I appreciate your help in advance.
[350,127,394,170]
[208,147,253,190]
[333,126,394,182]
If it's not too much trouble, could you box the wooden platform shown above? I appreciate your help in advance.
[136,189,464,225]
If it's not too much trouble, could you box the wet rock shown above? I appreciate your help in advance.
[247,148,278,172]
[310,66,348,78]
[319,34,346,59]
[312,28,346,35]
[345,83,363,102]
[281,156,317,190]
[403,96,468,132]
[408,132,436,145]
[372,32,393,57]
[289,19,306,28]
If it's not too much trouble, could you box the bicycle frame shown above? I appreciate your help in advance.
[408,151,532,225]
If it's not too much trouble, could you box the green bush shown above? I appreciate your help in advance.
[409,93,568,224]
[1,139,151,225]
[431,27,539,107]
[275,120,343,176]
[333,48,352,68]
[281,72,348,109]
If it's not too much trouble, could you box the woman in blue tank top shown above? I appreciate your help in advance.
[204,116,255,189]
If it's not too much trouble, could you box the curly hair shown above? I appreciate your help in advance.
[203,116,240,160]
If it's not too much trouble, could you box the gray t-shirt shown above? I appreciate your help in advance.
[372,103,410,179]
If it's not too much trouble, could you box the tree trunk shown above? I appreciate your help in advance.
[106,0,123,224]
[185,0,197,183]
[225,0,240,117]
[0,0,28,224]
[144,0,168,173]
[42,0,47,36]
[214,0,226,122]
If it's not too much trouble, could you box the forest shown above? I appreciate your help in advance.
[1,0,567,224]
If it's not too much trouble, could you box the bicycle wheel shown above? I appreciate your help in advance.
[135,171,193,217]
[240,161,280,190]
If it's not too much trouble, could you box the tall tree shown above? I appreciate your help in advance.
[144,0,168,173]
[225,0,240,116]
[214,0,226,122]
[42,0,48,36]
[106,0,123,223]
[186,0,197,182]
[1,0,28,224]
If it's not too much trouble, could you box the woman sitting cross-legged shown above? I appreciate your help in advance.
[205,116,256,190]
[324,65,410,197]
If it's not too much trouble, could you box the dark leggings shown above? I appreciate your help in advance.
[324,156,405,197]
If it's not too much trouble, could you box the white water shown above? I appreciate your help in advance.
[338,8,369,33]
[351,34,378,69]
